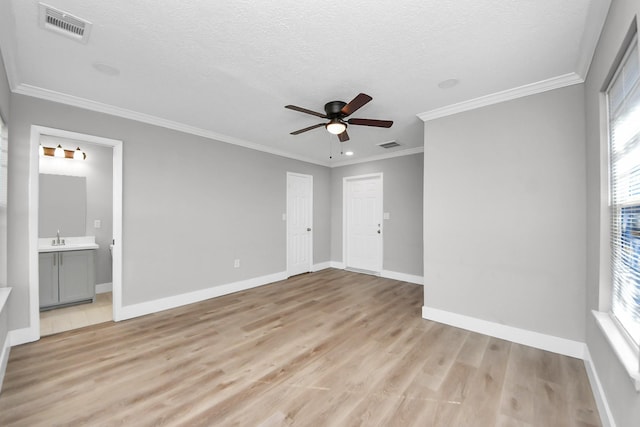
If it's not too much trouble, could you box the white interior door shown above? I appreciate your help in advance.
[287,172,313,277]
[345,174,383,273]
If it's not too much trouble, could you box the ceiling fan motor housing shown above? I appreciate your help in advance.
[324,101,347,118]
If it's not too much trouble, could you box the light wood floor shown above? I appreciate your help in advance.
[0,269,600,426]
[40,292,113,336]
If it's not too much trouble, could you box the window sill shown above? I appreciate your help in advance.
[592,310,640,392]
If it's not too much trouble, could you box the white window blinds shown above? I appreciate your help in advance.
[608,35,640,348]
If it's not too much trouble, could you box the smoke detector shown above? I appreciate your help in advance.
[377,140,401,149]
[38,3,92,44]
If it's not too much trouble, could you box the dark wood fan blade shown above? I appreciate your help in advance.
[290,123,326,135]
[347,118,393,128]
[285,105,328,119]
[338,130,350,142]
[340,93,372,116]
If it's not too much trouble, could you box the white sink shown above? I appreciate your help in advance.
[38,236,99,253]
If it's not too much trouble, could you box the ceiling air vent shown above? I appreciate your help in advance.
[377,140,401,149]
[38,3,92,44]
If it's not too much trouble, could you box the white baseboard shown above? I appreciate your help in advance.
[421,305,585,359]
[118,271,288,321]
[380,270,424,285]
[329,262,423,285]
[8,326,39,347]
[583,347,616,427]
[95,282,113,294]
[312,262,331,272]
[0,332,10,393]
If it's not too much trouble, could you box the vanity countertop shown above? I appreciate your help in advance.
[38,236,99,252]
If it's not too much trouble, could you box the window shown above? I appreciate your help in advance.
[607,34,640,350]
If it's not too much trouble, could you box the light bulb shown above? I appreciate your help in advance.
[73,147,84,160]
[326,120,346,135]
[54,144,64,158]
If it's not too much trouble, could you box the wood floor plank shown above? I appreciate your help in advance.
[455,337,512,426]
[498,343,538,423]
[0,269,601,426]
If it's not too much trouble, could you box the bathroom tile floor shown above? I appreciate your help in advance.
[40,292,113,336]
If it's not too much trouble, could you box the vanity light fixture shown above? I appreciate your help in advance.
[39,144,87,160]
[73,147,84,160]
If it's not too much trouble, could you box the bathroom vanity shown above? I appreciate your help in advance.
[38,237,98,311]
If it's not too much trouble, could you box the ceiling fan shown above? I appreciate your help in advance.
[285,93,393,142]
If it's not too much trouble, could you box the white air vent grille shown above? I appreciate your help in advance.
[38,3,92,43]
[377,141,401,149]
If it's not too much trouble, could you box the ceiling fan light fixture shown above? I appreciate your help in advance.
[326,119,346,135]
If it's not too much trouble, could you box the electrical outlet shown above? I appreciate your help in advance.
[234,259,240,268]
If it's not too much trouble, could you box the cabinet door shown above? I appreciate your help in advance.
[39,252,59,308]
[59,250,95,304]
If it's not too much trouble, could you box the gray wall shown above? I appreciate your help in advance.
[423,84,587,342]
[331,154,423,276]
[0,52,8,120]
[585,0,640,425]
[39,174,87,237]
[0,47,10,391]
[0,46,9,291]
[39,141,114,286]
[7,93,331,329]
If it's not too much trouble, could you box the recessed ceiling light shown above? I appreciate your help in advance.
[438,78,459,89]
[92,62,120,76]
[345,151,354,156]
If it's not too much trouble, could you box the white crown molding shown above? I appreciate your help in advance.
[417,72,584,122]
[576,0,612,78]
[13,84,331,167]
[330,146,424,168]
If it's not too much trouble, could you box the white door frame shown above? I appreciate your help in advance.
[342,172,383,273]
[27,125,123,342]
[286,172,313,277]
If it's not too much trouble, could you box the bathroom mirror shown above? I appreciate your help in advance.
[39,174,87,238]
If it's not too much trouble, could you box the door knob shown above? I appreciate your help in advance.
[307,228,311,231]
[377,230,381,234]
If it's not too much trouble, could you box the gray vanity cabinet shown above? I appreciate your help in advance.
[39,250,95,310]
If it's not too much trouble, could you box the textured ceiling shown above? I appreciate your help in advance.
[0,0,610,166]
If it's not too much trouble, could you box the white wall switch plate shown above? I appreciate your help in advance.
[383,212,390,220]
[234,259,240,268]
[94,219,101,228]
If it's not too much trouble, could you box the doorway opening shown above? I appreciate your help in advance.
[343,173,383,274]
[26,125,122,341]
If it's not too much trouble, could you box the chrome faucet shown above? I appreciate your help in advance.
[52,230,65,246]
